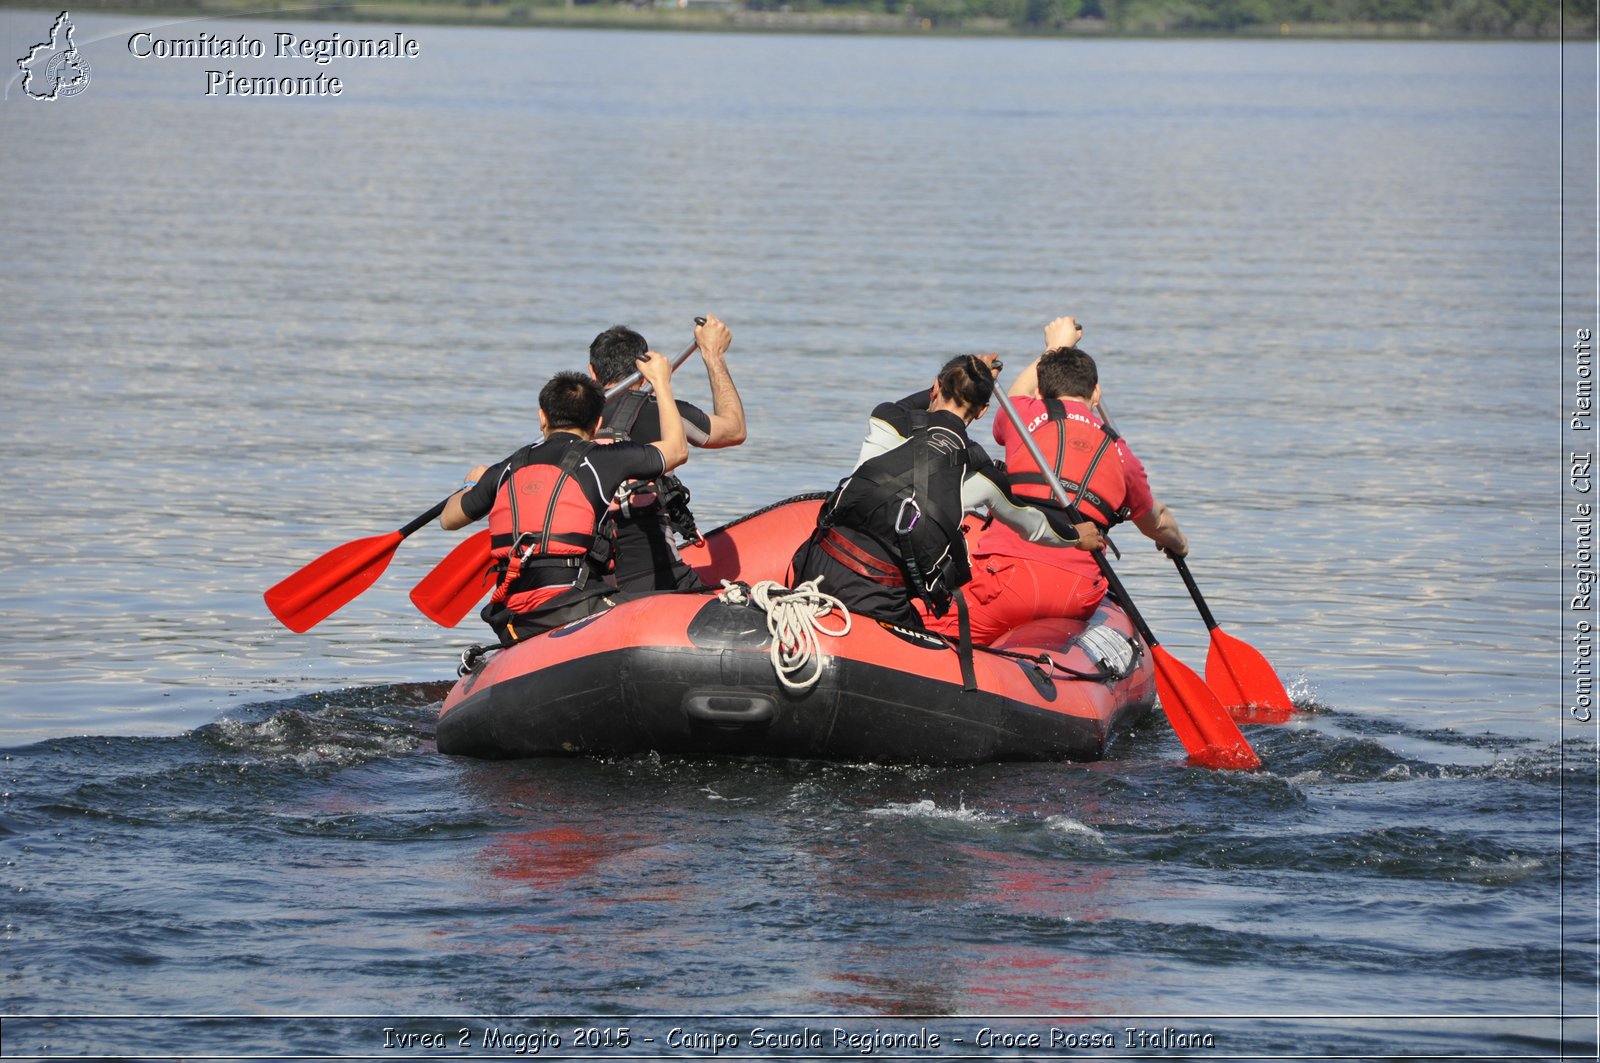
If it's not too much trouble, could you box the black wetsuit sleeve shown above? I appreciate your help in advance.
[459,453,516,523]
[591,440,668,493]
[624,398,712,447]
[867,401,910,437]
[675,399,713,445]
[967,440,996,474]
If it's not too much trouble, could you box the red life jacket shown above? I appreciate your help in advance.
[1006,398,1131,530]
[487,439,614,607]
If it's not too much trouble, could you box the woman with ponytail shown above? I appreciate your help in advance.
[791,354,1099,632]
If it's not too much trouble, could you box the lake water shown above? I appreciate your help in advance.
[0,13,1595,1058]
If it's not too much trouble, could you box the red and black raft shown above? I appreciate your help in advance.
[436,495,1157,763]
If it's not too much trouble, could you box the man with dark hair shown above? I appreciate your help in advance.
[538,371,606,432]
[792,355,1095,631]
[440,357,688,645]
[588,314,744,593]
[922,315,1187,644]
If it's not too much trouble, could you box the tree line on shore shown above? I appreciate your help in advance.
[27,0,1585,35]
[743,0,1583,35]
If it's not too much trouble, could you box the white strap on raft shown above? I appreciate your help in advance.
[719,578,851,692]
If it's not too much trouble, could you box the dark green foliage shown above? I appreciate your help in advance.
[1075,0,1567,29]
[17,0,1576,33]
[787,0,1576,31]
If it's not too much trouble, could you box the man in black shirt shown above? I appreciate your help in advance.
[588,314,745,593]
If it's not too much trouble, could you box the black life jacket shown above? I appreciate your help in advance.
[595,389,701,544]
[818,416,972,617]
[595,389,652,446]
[1006,397,1132,530]
[487,438,615,607]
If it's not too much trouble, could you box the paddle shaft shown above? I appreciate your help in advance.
[401,498,451,539]
[1171,553,1221,631]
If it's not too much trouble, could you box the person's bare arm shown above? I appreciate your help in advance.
[1008,356,1041,399]
[1010,316,1083,398]
[694,314,746,448]
[1133,499,1188,557]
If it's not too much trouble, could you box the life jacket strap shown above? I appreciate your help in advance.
[597,389,650,443]
[818,529,905,587]
[1008,473,1129,527]
[491,531,593,551]
[954,588,977,692]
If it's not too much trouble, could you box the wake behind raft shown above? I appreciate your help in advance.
[436,494,1157,763]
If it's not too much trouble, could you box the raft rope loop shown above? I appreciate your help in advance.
[719,578,851,693]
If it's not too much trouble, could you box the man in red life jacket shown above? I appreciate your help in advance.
[440,356,688,645]
[921,316,1189,646]
[588,315,744,594]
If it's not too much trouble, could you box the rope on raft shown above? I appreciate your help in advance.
[719,577,851,693]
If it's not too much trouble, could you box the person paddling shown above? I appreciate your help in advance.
[588,314,744,594]
[440,357,688,645]
[791,355,1098,632]
[922,315,1188,645]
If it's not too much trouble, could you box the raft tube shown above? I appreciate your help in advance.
[436,495,1157,764]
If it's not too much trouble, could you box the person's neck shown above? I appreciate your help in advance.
[928,402,974,427]
[549,427,594,441]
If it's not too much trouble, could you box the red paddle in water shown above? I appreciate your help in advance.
[264,498,452,633]
[992,386,1259,771]
[408,321,707,627]
[1093,396,1291,723]
[1171,553,1295,723]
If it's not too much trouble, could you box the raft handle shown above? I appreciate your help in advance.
[682,689,779,728]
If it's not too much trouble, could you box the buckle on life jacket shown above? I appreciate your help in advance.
[492,534,592,604]
[615,478,653,518]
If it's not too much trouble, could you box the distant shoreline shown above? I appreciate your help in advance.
[0,0,1575,39]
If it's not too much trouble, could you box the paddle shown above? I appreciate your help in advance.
[991,386,1259,771]
[1096,397,1292,722]
[264,498,453,633]
[1170,553,1295,723]
[408,320,707,628]
[407,527,496,629]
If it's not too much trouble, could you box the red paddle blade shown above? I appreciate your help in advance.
[264,531,403,633]
[1205,628,1295,723]
[410,530,495,627]
[1150,645,1261,771]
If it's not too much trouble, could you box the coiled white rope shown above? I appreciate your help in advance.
[719,577,851,692]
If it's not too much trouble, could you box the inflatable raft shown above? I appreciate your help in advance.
[436,495,1157,763]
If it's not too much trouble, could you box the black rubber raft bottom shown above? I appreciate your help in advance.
[436,600,1154,764]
